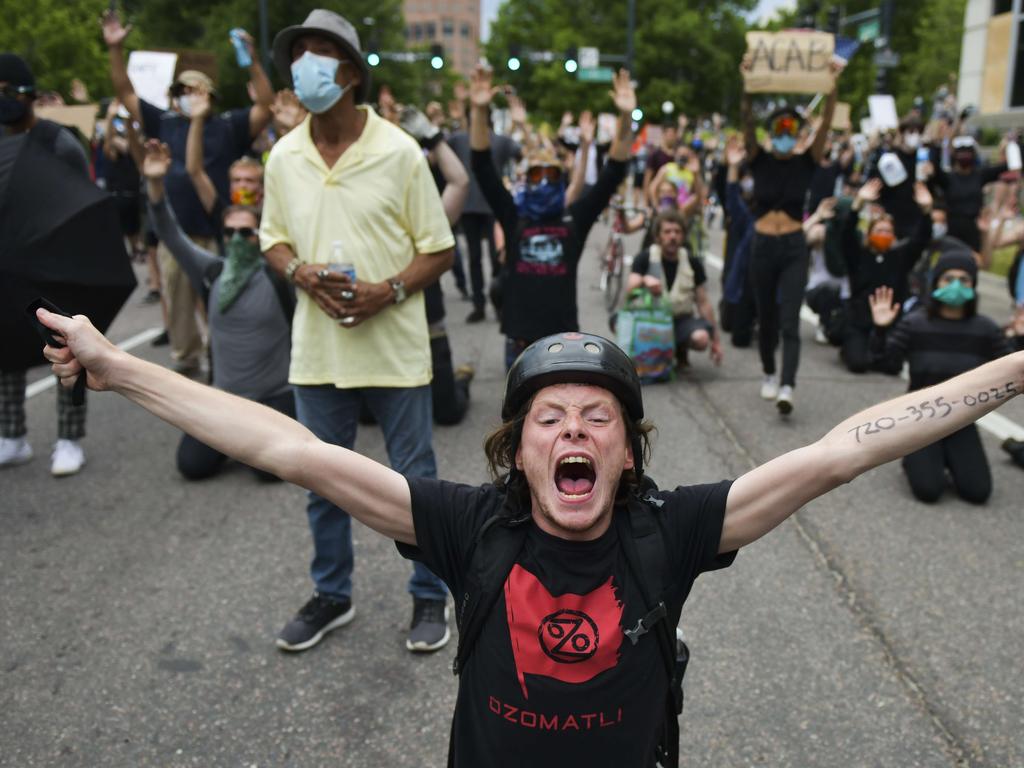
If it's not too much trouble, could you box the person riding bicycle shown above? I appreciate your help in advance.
[468,65,635,368]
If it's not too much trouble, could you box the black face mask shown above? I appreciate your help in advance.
[0,96,27,125]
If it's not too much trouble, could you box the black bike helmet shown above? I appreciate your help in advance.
[502,331,646,480]
[502,332,643,420]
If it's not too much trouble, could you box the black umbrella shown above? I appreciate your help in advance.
[0,130,136,372]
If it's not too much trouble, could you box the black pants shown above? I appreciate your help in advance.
[805,283,844,347]
[841,324,874,373]
[431,333,470,426]
[901,424,991,504]
[750,231,808,387]
[176,389,296,481]
[460,212,497,311]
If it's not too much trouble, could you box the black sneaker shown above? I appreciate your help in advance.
[406,598,450,653]
[276,593,355,652]
[465,308,485,323]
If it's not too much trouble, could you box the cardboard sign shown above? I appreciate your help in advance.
[35,104,99,139]
[743,31,835,94]
[831,102,851,131]
[127,50,178,110]
[867,94,899,131]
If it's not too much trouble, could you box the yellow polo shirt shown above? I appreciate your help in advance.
[260,107,455,388]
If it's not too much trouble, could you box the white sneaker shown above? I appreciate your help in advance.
[760,374,779,400]
[0,437,33,468]
[814,325,828,345]
[51,439,85,477]
[776,385,794,415]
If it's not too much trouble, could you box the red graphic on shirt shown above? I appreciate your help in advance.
[504,564,623,699]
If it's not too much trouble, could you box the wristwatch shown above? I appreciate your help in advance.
[388,278,407,304]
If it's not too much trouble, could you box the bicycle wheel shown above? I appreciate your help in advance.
[604,239,624,312]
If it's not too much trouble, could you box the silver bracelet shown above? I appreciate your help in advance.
[284,258,302,283]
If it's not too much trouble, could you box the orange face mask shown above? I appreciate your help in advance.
[868,231,895,252]
[231,187,259,206]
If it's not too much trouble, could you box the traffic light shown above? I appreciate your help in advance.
[430,44,444,70]
[507,44,522,72]
[367,41,380,67]
[564,47,578,74]
[827,7,840,35]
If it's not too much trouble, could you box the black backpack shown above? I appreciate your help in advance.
[451,477,689,768]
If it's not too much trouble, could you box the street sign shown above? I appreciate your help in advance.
[577,66,614,83]
[857,19,879,42]
[872,49,901,68]
[579,46,600,69]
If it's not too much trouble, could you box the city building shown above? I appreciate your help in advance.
[403,0,481,76]
[958,0,1022,127]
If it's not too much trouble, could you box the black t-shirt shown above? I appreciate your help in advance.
[645,147,673,177]
[400,477,735,768]
[631,248,707,293]
[749,150,817,221]
[472,150,627,341]
[140,100,252,238]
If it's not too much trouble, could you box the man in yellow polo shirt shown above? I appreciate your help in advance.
[260,9,455,653]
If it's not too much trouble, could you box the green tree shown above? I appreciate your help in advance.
[484,0,756,125]
[0,0,110,103]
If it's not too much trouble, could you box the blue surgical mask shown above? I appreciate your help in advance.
[514,180,565,220]
[932,278,975,307]
[771,135,797,155]
[291,51,348,114]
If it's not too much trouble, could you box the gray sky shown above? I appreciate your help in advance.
[480,0,795,42]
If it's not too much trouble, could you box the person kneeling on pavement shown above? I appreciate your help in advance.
[626,211,723,369]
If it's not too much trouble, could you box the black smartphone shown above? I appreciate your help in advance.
[25,297,87,405]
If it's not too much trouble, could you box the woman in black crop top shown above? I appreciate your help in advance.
[739,56,844,416]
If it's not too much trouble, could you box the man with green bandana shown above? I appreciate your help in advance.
[142,139,295,481]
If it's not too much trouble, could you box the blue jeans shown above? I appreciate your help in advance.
[293,384,447,602]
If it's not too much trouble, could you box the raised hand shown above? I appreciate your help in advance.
[724,134,746,167]
[100,8,132,47]
[579,110,595,145]
[869,285,901,327]
[71,78,90,104]
[508,94,527,126]
[913,180,933,212]
[270,89,307,133]
[141,139,172,180]
[469,64,500,109]
[815,196,838,220]
[608,69,636,115]
[857,177,884,204]
[190,88,212,120]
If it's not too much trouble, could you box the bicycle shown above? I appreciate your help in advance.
[600,201,647,312]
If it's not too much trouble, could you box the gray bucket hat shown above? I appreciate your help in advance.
[272,9,370,104]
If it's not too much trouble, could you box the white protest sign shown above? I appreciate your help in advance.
[579,47,600,69]
[127,50,178,110]
[743,31,835,94]
[867,94,899,131]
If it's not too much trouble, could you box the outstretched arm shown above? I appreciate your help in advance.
[184,89,219,214]
[38,310,415,545]
[719,351,1024,552]
[101,9,141,124]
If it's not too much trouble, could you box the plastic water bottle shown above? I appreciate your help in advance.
[915,147,931,182]
[230,28,252,68]
[328,241,356,282]
[1007,140,1022,172]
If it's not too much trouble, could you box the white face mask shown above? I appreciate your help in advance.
[903,131,921,150]
[932,222,948,241]
[177,94,194,117]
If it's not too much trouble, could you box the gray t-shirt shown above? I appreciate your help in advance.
[448,130,522,216]
[149,197,291,400]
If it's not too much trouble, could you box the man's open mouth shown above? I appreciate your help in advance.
[554,455,596,499]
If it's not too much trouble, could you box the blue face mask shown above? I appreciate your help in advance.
[291,51,349,114]
[771,135,797,155]
[514,180,565,220]
[932,278,975,307]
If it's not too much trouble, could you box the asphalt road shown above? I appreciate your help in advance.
[3,219,1023,767]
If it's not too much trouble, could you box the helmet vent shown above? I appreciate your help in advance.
[584,342,600,354]
[547,343,564,353]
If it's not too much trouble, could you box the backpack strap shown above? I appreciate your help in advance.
[615,486,686,768]
[451,502,530,676]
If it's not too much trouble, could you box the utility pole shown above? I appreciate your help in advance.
[259,0,270,74]
[626,0,635,73]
